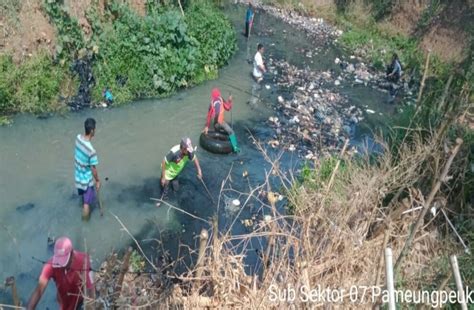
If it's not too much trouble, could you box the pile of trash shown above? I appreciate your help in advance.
[67,57,96,111]
[237,1,341,44]
[264,59,363,158]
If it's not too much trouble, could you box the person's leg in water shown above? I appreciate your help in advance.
[216,122,240,153]
[156,178,179,207]
[80,186,96,220]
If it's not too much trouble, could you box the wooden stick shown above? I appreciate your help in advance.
[114,247,133,303]
[385,248,396,310]
[196,229,209,280]
[199,177,216,205]
[450,255,468,310]
[416,50,431,107]
[4,277,20,307]
[177,0,184,16]
[394,138,463,273]
[97,187,104,217]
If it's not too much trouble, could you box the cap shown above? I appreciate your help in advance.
[52,237,73,268]
[180,137,194,154]
[211,88,221,101]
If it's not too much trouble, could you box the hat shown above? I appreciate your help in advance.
[211,88,221,101]
[180,137,194,154]
[52,237,73,268]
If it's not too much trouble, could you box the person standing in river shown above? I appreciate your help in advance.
[253,43,266,83]
[157,137,203,207]
[244,1,254,38]
[74,118,100,220]
[386,53,402,100]
[203,87,240,153]
[27,237,95,310]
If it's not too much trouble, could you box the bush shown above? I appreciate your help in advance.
[0,53,65,115]
[92,3,236,104]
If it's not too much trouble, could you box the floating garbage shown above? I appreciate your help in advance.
[265,85,271,90]
[232,199,241,207]
[366,109,375,114]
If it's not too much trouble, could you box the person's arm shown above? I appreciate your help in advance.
[258,54,266,73]
[27,266,51,310]
[223,95,233,111]
[194,157,203,179]
[203,103,214,134]
[90,152,100,190]
[91,166,100,190]
[27,279,48,310]
[161,159,167,186]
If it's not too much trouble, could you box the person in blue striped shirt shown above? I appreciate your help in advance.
[74,118,100,220]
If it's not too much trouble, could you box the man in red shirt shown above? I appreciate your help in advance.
[27,237,95,310]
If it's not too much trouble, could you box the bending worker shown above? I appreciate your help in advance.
[157,137,203,207]
[27,237,95,310]
[203,88,240,153]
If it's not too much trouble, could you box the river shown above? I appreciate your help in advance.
[0,4,392,307]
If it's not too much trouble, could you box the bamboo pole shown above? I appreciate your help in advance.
[196,229,209,280]
[450,255,468,310]
[416,50,431,107]
[385,248,396,310]
[4,277,20,307]
[394,138,463,273]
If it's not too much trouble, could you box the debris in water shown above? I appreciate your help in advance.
[16,202,35,213]
[366,109,375,114]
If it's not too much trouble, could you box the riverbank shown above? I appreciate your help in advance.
[0,1,236,122]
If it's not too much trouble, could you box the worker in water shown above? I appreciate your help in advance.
[74,118,100,220]
[27,237,95,310]
[157,137,203,207]
[203,88,240,153]
[244,1,254,38]
[253,43,266,83]
[386,53,402,100]
[386,53,402,83]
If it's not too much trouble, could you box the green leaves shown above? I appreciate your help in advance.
[93,2,236,104]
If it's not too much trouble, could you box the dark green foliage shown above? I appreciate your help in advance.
[93,2,236,103]
[186,3,237,76]
[92,5,199,102]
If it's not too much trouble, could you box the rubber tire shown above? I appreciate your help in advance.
[200,131,232,154]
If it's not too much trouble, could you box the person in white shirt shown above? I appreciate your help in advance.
[253,43,266,83]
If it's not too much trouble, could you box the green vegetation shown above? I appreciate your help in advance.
[129,250,146,273]
[0,52,68,115]
[91,3,236,103]
[0,0,236,118]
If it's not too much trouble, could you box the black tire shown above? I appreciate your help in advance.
[200,131,232,154]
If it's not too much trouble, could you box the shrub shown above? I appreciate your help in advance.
[0,53,65,115]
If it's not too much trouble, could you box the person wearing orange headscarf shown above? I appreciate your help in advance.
[203,88,240,153]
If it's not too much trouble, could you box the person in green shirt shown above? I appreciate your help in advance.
[157,137,203,207]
